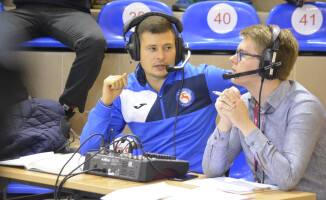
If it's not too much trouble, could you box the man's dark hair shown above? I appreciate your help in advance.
[136,16,176,39]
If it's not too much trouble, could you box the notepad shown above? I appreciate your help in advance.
[0,152,84,175]
[185,177,279,194]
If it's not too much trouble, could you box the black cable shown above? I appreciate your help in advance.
[56,169,99,199]
[107,136,134,156]
[117,133,143,147]
[105,135,131,155]
[258,77,265,184]
[54,133,105,200]
[172,68,185,158]
[258,77,264,129]
[55,149,106,199]
[109,128,115,152]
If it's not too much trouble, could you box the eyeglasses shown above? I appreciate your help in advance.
[235,50,261,62]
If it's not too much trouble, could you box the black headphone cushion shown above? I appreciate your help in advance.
[259,47,272,77]
[259,48,272,68]
[260,47,280,79]
[175,36,184,64]
[126,32,140,61]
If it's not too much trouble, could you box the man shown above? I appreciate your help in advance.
[202,24,326,199]
[0,0,107,117]
[80,13,244,173]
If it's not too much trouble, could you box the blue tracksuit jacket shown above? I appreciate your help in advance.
[80,62,244,173]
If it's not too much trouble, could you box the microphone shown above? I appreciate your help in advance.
[166,49,191,72]
[223,68,263,80]
[222,62,281,80]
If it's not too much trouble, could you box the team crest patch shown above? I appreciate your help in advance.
[176,88,195,107]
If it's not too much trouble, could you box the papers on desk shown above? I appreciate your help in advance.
[0,152,85,175]
[101,182,188,200]
[166,187,252,200]
[185,177,279,194]
[101,182,252,200]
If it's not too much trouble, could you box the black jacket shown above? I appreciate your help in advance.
[0,98,71,160]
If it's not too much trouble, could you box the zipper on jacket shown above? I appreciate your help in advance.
[159,95,166,119]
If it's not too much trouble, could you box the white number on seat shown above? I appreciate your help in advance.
[123,2,151,32]
[207,3,238,34]
[291,4,323,35]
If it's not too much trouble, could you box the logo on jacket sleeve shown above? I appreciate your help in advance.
[176,88,195,107]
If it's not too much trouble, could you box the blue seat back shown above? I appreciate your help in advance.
[182,1,259,51]
[97,0,173,49]
[229,151,253,181]
[0,2,4,12]
[266,2,326,51]
[22,37,67,48]
[7,183,53,194]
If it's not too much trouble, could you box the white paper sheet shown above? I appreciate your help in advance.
[100,182,190,200]
[184,177,279,194]
[166,187,253,200]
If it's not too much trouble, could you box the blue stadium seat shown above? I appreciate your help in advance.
[229,151,254,181]
[266,2,326,51]
[0,2,4,12]
[182,1,259,51]
[22,37,67,48]
[97,0,173,49]
[7,183,53,194]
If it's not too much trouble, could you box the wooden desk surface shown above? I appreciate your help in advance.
[0,166,316,200]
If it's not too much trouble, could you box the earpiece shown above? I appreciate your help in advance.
[259,24,281,79]
[123,12,186,64]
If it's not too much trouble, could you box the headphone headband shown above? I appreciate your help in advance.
[123,12,183,42]
[268,24,281,52]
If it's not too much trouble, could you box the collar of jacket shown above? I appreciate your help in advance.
[135,63,147,87]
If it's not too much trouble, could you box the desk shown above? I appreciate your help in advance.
[0,166,316,200]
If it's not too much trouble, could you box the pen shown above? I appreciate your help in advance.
[252,187,271,192]
[212,91,224,96]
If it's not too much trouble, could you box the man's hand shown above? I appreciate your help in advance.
[101,73,128,106]
[215,87,241,132]
[226,97,256,137]
[215,86,256,137]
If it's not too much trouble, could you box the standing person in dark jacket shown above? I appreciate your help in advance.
[0,0,107,117]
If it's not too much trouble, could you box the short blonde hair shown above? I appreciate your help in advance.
[240,24,298,80]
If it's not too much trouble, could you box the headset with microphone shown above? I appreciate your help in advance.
[123,12,189,72]
[167,48,191,72]
[223,24,281,80]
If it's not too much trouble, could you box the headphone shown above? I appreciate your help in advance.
[123,12,186,65]
[223,24,282,80]
[259,24,281,80]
